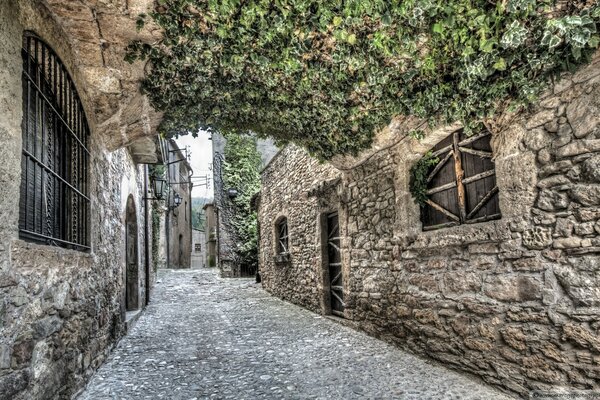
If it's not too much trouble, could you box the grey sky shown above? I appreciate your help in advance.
[176,130,214,200]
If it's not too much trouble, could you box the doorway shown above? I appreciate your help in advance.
[325,212,344,317]
[125,196,139,311]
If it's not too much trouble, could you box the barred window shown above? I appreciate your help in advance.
[19,33,90,251]
[421,129,501,231]
[276,218,289,254]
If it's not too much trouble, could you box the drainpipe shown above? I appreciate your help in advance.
[143,165,151,306]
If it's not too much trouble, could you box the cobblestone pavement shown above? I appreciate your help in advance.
[78,269,515,400]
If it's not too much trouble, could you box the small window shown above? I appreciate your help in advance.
[195,243,201,252]
[276,218,289,254]
[420,129,501,231]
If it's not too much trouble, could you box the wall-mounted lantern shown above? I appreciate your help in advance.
[226,188,239,199]
[170,192,183,210]
[152,176,166,200]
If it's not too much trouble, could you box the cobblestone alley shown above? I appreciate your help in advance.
[78,269,514,400]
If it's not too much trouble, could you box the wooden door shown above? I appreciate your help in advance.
[326,212,344,316]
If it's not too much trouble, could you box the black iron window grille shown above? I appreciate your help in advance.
[277,218,288,254]
[19,32,90,251]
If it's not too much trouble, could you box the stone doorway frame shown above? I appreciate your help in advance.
[125,195,140,312]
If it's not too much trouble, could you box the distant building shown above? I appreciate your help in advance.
[192,228,206,268]
[203,202,217,268]
[156,139,193,269]
[211,133,278,277]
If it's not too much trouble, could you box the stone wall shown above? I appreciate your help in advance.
[258,147,340,312]
[258,53,600,397]
[0,2,155,398]
[212,132,278,277]
[165,141,192,269]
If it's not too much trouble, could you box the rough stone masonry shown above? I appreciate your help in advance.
[0,1,160,399]
[257,51,600,397]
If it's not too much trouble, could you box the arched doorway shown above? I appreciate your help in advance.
[178,234,184,268]
[125,196,139,311]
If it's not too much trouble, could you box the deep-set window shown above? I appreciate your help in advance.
[19,32,90,251]
[195,243,201,252]
[420,129,501,231]
[276,218,289,254]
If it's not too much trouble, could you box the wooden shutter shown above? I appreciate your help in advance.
[421,129,501,231]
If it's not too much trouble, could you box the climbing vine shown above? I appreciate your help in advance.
[409,151,440,206]
[222,132,262,270]
[128,1,600,159]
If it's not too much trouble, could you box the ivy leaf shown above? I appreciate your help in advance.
[347,34,357,45]
[501,20,528,49]
[433,23,444,34]
[493,57,507,71]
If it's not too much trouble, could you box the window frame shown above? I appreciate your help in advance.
[276,218,289,255]
[420,128,501,231]
[18,32,91,251]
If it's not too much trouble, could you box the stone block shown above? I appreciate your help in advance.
[483,275,542,302]
[563,323,600,352]
[574,207,600,222]
[553,237,582,249]
[0,370,29,400]
[523,227,553,250]
[567,92,600,139]
[32,316,63,339]
[526,110,557,129]
[11,337,34,368]
[556,140,600,158]
[443,272,481,294]
[501,326,527,351]
[524,128,553,151]
[570,184,600,206]
[582,155,600,183]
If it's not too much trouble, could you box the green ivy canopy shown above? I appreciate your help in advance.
[128,0,600,159]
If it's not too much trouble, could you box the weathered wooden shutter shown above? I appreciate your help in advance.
[421,129,501,231]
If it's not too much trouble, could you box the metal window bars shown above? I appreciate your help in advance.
[277,219,288,254]
[19,32,90,251]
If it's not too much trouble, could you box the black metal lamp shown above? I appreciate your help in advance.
[226,188,239,198]
[152,176,166,200]
[169,192,183,210]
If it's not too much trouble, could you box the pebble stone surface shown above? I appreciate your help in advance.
[78,269,515,400]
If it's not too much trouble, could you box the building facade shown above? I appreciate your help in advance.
[203,202,217,268]
[211,133,277,277]
[191,229,206,269]
[257,53,600,396]
[160,139,193,269]
[0,1,163,398]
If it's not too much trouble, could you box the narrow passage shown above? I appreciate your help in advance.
[78,269,514,400]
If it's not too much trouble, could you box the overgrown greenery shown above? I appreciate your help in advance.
[128,1,599,159]
[409,151,440,206]
[222,132,262,270]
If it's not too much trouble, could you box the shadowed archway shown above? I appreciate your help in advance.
[125,195,139,311]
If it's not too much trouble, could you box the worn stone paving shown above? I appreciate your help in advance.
[78,269,515,400]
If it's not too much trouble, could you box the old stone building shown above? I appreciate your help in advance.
[161,139,193,269]
[0,0,164,398]
[211,132,277,277]
[257,52,600,396]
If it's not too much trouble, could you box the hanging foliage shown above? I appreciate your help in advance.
[409,151,440,206]
[222,132,262,270]
[128,1,600,159]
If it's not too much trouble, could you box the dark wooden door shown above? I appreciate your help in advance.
[326,212,344,316]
